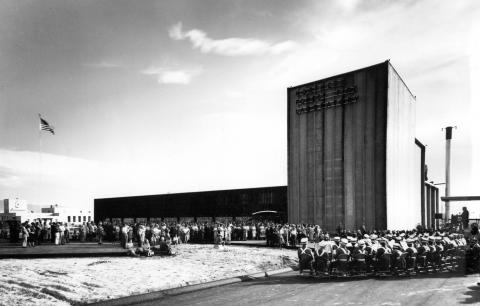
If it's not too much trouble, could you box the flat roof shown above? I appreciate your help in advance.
[441,196,480,202]
[95,185,287,201]
[288,60,415,99]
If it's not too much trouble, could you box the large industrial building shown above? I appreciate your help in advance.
[95,61,440,230]
[94,186,287,223]
[287,61,439,230]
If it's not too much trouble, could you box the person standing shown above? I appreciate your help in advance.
[80,222,86,242]
[251,224,257,240]
[45,221,51,242]
[36,221,43,245]
[225,223,232,245]
[28,223,36,247]
[97,222,104,244]
[21,223,29,248]
[64,223,70,244]
[54,223,60,245]
[462,207,470,230]
[59,223,65,245]
[127,225,134,246]
[242,223,249,241]
[259,223,266,240]
[120,224,128,248]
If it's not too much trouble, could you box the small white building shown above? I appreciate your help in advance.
[62,207,93,224]
[0,199,93,224]
[1,198,57,223]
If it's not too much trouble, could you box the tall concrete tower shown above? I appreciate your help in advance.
[444,126,454,223]
[287,61,421,231]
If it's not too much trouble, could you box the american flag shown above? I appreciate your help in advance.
[39,115,55,135]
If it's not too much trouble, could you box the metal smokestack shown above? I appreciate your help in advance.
[444,126,454,223]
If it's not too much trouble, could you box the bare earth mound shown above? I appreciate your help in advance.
[0,245,297,305]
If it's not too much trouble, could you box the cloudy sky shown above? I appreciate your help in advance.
[1,0,479,215]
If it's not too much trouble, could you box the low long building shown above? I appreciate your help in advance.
[94,186,287,223]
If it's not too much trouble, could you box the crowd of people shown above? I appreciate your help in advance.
[3,219,480,271]
[11,221,105,247]
[297,230,477,276]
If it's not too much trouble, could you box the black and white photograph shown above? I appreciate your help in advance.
[1,1,479,305]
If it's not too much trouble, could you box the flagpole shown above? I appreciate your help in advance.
[38,114,43,190]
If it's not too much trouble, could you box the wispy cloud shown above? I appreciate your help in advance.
[141,66,202,85]
[168,22,297,56]
[83,60,122,68]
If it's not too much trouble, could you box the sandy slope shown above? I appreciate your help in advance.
[0,245,297,305]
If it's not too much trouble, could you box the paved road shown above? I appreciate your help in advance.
[131,271,480,306]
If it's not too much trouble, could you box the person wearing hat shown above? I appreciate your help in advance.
[332,236,340,251]
[427,237,438,270]
[314,244,329,275]
[364,239,375,273]
[351,240,367,274]
[375,238,391,272]
[347,237,357,254]
[298,237,314,275]
[433,237,444,269]
[466,237,480,273]
[416,237,429,271]
[405,239,418,272]
[333,238,350,275]
[391,243,405,274]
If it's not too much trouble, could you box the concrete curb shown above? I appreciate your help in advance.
[229,242,297,250]
[87,266,295,306]
[265,267,294,277]
[0,252,127,260]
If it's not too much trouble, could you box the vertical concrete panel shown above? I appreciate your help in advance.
[426,186,431,228]
[430,188,437,228]
[374,66,388,230]
[417,141,426,228]
[435,189,440,228]
[343,92,355,230]
[353,72,367,230]
[324,106,336,230]
[288,88,299,223]
[365,69,377,229]
[315,110,325,227]
[332,106,344,229]
[306,111,315,223]
[386,63,417,229]
[299,101,308,223]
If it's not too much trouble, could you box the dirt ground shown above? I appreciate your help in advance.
[0,244,297,305]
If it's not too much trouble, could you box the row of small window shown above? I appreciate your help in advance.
[67,216,92,223]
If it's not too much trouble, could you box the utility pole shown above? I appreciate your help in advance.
[444,126,456,224]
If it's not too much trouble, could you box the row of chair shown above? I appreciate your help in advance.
[300,247,465,278]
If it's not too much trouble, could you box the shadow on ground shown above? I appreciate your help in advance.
[241,270,470,286]
[460,285,480,304]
